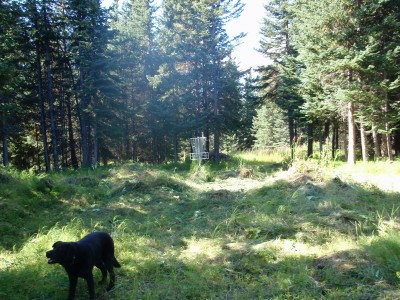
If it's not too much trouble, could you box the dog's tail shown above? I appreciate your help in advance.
[114,257,121,268]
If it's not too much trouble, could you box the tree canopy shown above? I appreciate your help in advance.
[0,0,399,170]
[257,0,400,163]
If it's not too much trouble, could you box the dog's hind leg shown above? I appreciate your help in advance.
[96,261,107,285]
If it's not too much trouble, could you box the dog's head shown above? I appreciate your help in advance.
[46,241,77,266]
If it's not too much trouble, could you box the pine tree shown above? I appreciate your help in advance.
[291,0,360,164]
[112,0,157,161]
[0,1,24,167]
[356,0,400,160]
[258,0,302,159]
[66,0,116,167]
[235,74,261,150]
[151,0,244,163]
[292,0,400,163]
[252,101,289,149]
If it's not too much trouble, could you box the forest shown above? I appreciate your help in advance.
[0,0,399,171]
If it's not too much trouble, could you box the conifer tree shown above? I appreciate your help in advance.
[258,0,302,159]
[252,101,289,149]
[235,74,261,150]
[292,0,400,163]
[154,0,243,163]
[0,1,25,167]
[112,0,157,161]
[66,0,116,167]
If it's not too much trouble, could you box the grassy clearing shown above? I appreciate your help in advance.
[1,153,400,299]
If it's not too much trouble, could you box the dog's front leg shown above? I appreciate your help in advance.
[84,273,96,299]
[106,269,115,291]
[67,274,77,300]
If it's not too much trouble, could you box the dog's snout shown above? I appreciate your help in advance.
[46,250,52,258]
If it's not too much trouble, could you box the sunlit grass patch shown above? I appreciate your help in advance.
[333,161,400,192]
[362,230,400,283]
[179,237,224,263]
[234,149,288,163]
[251,238,318,259]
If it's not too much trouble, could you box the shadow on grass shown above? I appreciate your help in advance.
[108,172,400,298]
[117,246,392,299]
[310,248,396,299]
[0,262,113,300]
[114,246,322,299]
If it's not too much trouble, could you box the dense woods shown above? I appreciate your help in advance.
[0,0,399,171]
[258,0,400,163]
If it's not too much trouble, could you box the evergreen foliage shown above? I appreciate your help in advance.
[258,0,303,158]
[258,0,400,163]
[0,0,399,169]
[0,0,245,169]
[252,101,288,149]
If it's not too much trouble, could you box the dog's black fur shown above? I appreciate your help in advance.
[46,232,121,300]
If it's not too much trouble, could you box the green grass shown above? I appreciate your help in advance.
[1,154,400,299]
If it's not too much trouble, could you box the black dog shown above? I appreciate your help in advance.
[46,232,121,300]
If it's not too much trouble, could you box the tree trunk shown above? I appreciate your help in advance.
[384,101,394,161]
[347,102,356,165]
[66,92,79,169]
[319,125,323,154]
[323,121,330,144]
[288,109,295,160]
[382,70,394,161]
[381,135,388,157]
[44,26,59,171]
[92,121,98,168]
[214,129,220,164]
[307,122,313,157]
[1,114,9,167]
[34,122,41,170]
[35,39,51,172]
[125,122,130,161]
[80,106,90,167]
[205,127,210,153]
[133,140,138,162]
[173,133,178,163]
[331,121,338,159]
[385,132,393,161]
[151,138,157,163]
[360,122,368,162]
[58,82,66,168]
[213,67,220,164]
[78,43,91,168]
[394,124,400,156]
[372,123,380,160]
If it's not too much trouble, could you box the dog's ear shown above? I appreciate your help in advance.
[52,241,62,248]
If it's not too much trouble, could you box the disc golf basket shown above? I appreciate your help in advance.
[190,137,209,164]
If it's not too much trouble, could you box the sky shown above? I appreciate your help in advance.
[226,0,269,70]
[102,0,268,71]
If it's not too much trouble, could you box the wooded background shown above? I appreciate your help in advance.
[1,0,399,171]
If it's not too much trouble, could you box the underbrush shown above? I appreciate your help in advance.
[1,155,400,299]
